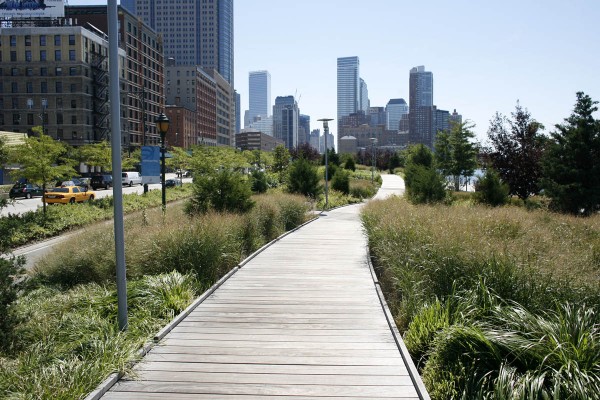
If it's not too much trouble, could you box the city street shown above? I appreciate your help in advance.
[1,173,188,217]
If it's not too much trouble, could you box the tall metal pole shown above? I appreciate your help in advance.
[161,134,166,209]
[318,118,333,211]
[108,0,128,331]
[370,137,376,184]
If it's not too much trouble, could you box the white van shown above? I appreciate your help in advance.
[122,171,143,186]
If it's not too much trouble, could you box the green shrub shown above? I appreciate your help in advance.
[349,179,376,199]
[404,164,446,204]
[0,255,25,350]
[186,170,254,214]
[344,157,356,171]
[331,169,350,195]
[474,168,509,206]
[250,170,268,193]
[287,158,320,198]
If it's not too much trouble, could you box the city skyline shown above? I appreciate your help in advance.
[68,0,600,146]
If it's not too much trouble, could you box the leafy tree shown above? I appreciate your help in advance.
[9,127,76,215]
[290,143,320,162]
[485,102,546,200]
[0,136,8,166]
[186,169,254,214]
[322,148,340,167]
[404,144,446,204]
[250,169,268,193]
[435,121,479,191]
[541,92,600,216]
[474,168,509,206]
[167,146,192,177]
[388,151,401,173]
[331,168,350,195]
[78,140,112,171]
[287,158,320,198]
[190,146,248,175]
[272,145,290,173]
[122,147,141,171]
[0,255,24,351]
[344,156,356,172]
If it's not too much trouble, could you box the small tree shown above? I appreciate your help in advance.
[344,156,356,172]
[485,102,546,200]
[122,147,141,171]
[186,169,254,214]
[167,146,192,178]
[272,145,290,173]
[404,145,446,204]
[287,158,320,198]
[322,148,340,167]
[434,121,479,191]
[388,151,401,173]
[78,140,112,171]
[9,127,76,215]
[250,169,268,193]
[474,168,509,206]
[331,168,350,195]
[290,142,320,162]
[541,92,600,216]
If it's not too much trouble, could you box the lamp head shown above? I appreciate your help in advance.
[155,113,170,139]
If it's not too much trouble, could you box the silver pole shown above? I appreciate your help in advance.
[318,118,333,211]
[108,0,128,331]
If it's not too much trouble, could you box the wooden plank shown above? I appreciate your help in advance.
[159,339,399,351]
[164,332,396,343]
[149,346,403,358]
[103,393,413,400]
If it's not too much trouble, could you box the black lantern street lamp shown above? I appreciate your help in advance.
[155,113,170,209]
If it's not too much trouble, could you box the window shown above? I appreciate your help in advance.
[71,115,77,124]
[40,67,48,76]
[71,99,76,108]
[26,68,33,76]
[10,35,16,46]
[41,82,48,93]
[54,35,61,46]
[54,50,61,61]
[56,113,63,125]
[27,114,34,125]
[55,82,63,93]
[25,35,31,46]
[26,82,33,93]
[11,82,18,93]
[10,51,16,61]
[56,98,63,108]
[11,68,18,76]
[12,98,18,109]
[69,35,75,45]
[69,67,77,76]
[25,50,32,61]
[55,67,62,76]
[69,50,75,61]
[13,114,20,125]
[40,50,47,61]
[70,83,76,93]
[40,35,46,46]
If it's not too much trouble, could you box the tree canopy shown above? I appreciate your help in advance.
[434,121,479,191]
[77,141,112,171]
[541,92,600,216]
[485,102,546,200]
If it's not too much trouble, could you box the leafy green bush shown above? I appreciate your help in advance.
[344,157,356,171]
[250,170,268,193]
[287,158,320,198]
[474,168,509,206]
[0,255,25,351]
[404,164,446,204]
[186,170,254,214]
[331,169,350,195]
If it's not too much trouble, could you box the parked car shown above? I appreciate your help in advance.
[91,174,113,190]
[122,171,142,186]
[9,183,44,199]
[56,178,89,191]
[43,186,95,204]
[164,178,182,188]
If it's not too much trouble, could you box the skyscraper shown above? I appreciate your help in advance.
[409,65,434,147]
[248,71,271,124]
[386,99,409,131]
[273,96,299,150]
[360,78,370,112]
[337,56,360,125]
[130,0,234,87]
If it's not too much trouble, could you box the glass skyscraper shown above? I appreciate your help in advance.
[337,56,360,125]
[248,70,271,124]
[409,65,434,147]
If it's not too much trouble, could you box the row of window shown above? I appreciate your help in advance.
[0,97,89,110]
[0,81,88,95]
[4,112,87,126]
[3,34,76,47]
[1,49,77,62]
[2,66,84,77]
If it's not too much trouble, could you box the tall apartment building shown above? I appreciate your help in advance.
[248,70,271,124]
[298,114,310,146]
[360,78,369,112]
[368,106,386,127]
[203,68,235,146]
[386,98,409,131]
[196,67,217,146]
[337,56,360,129]
[0,24,125,146]
[435,108,450,137]
[247,115,273,137]
[66,5,165,147]
[409,65,434,147]
[273,95,298,150]
[449,109,462,127]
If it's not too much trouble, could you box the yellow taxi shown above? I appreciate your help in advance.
[43,186,96,204]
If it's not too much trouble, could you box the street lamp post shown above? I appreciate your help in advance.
[370,137,377,184]
[155,113,170,210]
[318,118,333,211]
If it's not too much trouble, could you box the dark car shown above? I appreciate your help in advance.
[9,183,44,199]
[164,178,182,188]
[91,174,113,190]
[56,178,89,191]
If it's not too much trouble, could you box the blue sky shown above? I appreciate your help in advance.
[70,0,600,144]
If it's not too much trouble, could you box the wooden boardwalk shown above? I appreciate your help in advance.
[99,175,427,399]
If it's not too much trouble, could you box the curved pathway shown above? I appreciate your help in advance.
[96,174,428,399]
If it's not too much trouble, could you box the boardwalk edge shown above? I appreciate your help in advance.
[367,247,431,400]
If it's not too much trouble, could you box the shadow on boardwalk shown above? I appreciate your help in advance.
[93,174,428,399]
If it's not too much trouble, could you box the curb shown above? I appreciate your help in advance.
[84,213,320,400]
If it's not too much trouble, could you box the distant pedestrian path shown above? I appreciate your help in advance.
[95,174,428,399]
[373,173,405,201]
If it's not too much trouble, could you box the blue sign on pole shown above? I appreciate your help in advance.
[141,146,161,184]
